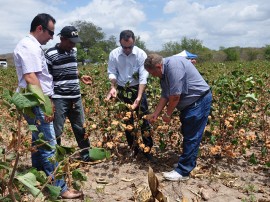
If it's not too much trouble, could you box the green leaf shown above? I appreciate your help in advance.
[249,153,257,165]
[72,169,87,181]
[55,145,66,162]
[0,162,11,171]
[27,84,46,104]
[58,145,76,155]
[28,125,38,132]
[29,168,47,184]
[16,173,44,198]
[72,181,82,191]
[11,92,39,110]
[89,147,111,160]
[245,93,258,102]
[40,95,53,116]
[45,184,61,200]
[127,92,132,99]
[2,88,13,103]
[34,138,55,151]
[0,147,4,157]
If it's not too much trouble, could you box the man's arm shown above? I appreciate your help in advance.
[130,84,146,109]
[162,95,180,123]
[145,97,168,123]
[105,78,117,101]
[165,95,180,117]
[23,72,41,88]
[24,72,54,122]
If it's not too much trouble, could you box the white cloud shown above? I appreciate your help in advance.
[1,0,270,54]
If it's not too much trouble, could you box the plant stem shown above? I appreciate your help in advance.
[8,111,22,202]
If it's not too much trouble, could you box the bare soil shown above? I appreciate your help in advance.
[62,141,270,202]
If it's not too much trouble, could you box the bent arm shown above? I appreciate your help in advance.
[23,72,41,88]
[166,95,180,116]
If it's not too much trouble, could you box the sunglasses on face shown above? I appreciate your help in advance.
[42,25,54,37]
[121,45,134,50]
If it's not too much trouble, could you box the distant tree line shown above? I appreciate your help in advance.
[2,20,270,66]
[72,20,270,64]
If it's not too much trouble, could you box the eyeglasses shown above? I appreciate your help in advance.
[42,25,54,37]
[121,45,134,50]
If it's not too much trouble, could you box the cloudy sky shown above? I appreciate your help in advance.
[1,0,270,54]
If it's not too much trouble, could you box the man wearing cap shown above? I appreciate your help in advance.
[46,26,92,162]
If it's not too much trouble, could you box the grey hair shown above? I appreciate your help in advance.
[144,53,163,70]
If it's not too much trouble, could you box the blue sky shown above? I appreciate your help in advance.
[1,0,270,54]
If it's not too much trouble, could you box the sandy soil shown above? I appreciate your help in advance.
[64,144,270,202]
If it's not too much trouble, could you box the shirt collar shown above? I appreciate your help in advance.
[55,43,74,54]
[120,46,135,56]
[28,34,41,46]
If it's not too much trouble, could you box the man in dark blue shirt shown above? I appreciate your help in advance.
[144,53,212,181]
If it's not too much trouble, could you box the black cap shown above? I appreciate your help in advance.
[58,26,82,43]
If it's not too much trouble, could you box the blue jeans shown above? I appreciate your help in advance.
[52,97,90,161]
[24,106,67,194]
[117,85,153,148]
[175,91,212,176]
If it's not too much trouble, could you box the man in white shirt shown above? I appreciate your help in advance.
[105,30,153,161]
[13,13,82,199]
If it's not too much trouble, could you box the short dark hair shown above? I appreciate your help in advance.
[119,30,135,41]
[30,13,56,32]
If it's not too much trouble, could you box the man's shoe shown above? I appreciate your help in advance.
[61,189,83,199]
[162,170,189,181]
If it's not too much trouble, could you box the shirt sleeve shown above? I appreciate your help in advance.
[165,58,186,96]
[138,50,148,84]
[19,44,43,74]
[108,51,117,80]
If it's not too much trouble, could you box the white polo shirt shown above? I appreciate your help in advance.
[13,34,54,96]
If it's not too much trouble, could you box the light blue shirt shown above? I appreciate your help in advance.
[108,46,148,87]
[160,56,209,110]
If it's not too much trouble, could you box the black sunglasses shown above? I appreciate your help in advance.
[121,45,134,50]
[42,25,54,37]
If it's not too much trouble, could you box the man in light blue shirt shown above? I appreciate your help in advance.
[106,30,153,160]
[144,53,212,181]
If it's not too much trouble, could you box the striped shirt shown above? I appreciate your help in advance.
[45,44,81,99]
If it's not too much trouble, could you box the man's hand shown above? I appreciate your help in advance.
[130,98,141,110]
[162,114,171,123]
[44,114,54,123]
[44,100,55,122]
[143,113,158,123]
[104,87,117,101]
[81,75,93,85]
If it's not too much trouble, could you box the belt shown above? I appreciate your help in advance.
[182,89,210,111]
[200,89,210,98]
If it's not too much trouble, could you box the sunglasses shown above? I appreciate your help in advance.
[42,25,54,37]
[121,45,134,50]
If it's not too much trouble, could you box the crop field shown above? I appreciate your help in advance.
[0,61,269,201]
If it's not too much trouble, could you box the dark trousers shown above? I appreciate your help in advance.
[175,91,212,176]
[117,85,153,148]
